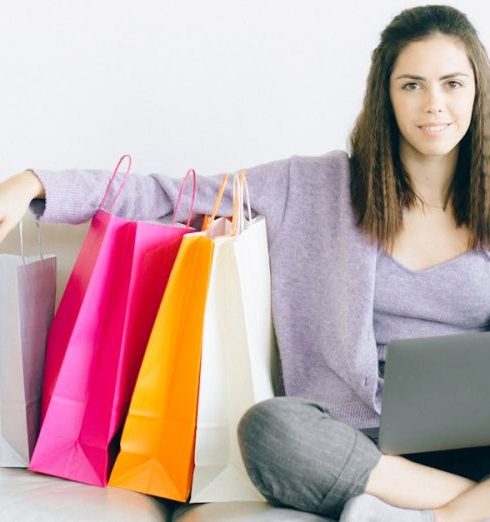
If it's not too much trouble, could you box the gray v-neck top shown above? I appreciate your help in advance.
[374,249,490,377]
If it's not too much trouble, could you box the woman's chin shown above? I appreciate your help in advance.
[407,141,458,159]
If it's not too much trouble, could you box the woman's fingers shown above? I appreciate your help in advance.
[0,174,33,245]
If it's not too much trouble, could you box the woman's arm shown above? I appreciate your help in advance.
[0,155,292,246]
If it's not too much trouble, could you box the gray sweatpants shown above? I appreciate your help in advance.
[237,397,381,520]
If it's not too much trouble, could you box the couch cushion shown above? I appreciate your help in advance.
[171,502,334,521]
[0,468,172,521]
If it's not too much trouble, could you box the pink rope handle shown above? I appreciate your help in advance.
[172,168,197,228]
[98,154,133,212]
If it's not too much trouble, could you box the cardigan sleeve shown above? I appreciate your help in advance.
[28,155,292,246]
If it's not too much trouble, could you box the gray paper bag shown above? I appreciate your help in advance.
[0,222,56,466]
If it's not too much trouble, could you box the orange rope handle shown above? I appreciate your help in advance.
[201,174,229,231]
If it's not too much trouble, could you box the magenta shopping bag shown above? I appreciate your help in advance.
[29,156,196,486]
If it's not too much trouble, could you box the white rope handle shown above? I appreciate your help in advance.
[19,219,44,265]
[36,220,44,260]
[19,219,25,264]
[234,171,252,235]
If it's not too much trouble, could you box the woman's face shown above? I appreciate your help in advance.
[389,34,476,160]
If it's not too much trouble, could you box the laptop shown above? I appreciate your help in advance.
[378,331,490,455]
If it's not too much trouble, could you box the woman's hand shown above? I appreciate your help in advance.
[0,170,45,244]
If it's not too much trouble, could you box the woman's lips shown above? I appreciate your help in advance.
[418,123,451,137]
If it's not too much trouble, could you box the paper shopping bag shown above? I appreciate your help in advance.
[189,172,275,502]
[108,228,214,500]
[28,157,196,486]
[0,221,56,466]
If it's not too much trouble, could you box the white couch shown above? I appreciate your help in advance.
[0,466,331,521]
[0,216,333,521]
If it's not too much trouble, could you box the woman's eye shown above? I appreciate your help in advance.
[402,82,419,91]
[447,80,463,88]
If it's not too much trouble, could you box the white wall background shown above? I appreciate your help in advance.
[1,0,489,180]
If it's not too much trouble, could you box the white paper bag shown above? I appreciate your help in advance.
[190,177,275,502]
[0,222,56,466]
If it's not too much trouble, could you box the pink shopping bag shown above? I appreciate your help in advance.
[28,156,196,486]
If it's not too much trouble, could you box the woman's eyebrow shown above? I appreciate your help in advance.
[394,72,471,80]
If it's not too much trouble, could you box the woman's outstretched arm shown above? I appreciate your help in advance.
[0,153,296,247]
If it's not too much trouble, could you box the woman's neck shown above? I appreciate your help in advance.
[400,143,459,209]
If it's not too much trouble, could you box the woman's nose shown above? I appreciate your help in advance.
[424,86,445,114]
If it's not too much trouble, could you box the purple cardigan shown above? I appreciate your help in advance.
[30,150,381,428]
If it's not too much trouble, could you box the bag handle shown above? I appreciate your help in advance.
[19,219,44,265]
[231,170,252,236]
[98,154,133,213]
[99,155,196,227]
[172,168,197,228]
[202,170,251,234]
[201,174,229,231]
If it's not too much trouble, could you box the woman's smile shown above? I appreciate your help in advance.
[418,123,452,137]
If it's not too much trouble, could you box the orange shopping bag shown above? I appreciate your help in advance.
[108,223,215,500]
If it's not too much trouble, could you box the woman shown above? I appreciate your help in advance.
[1,4,490,521]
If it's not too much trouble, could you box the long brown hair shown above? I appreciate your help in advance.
[348,5,490,252]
